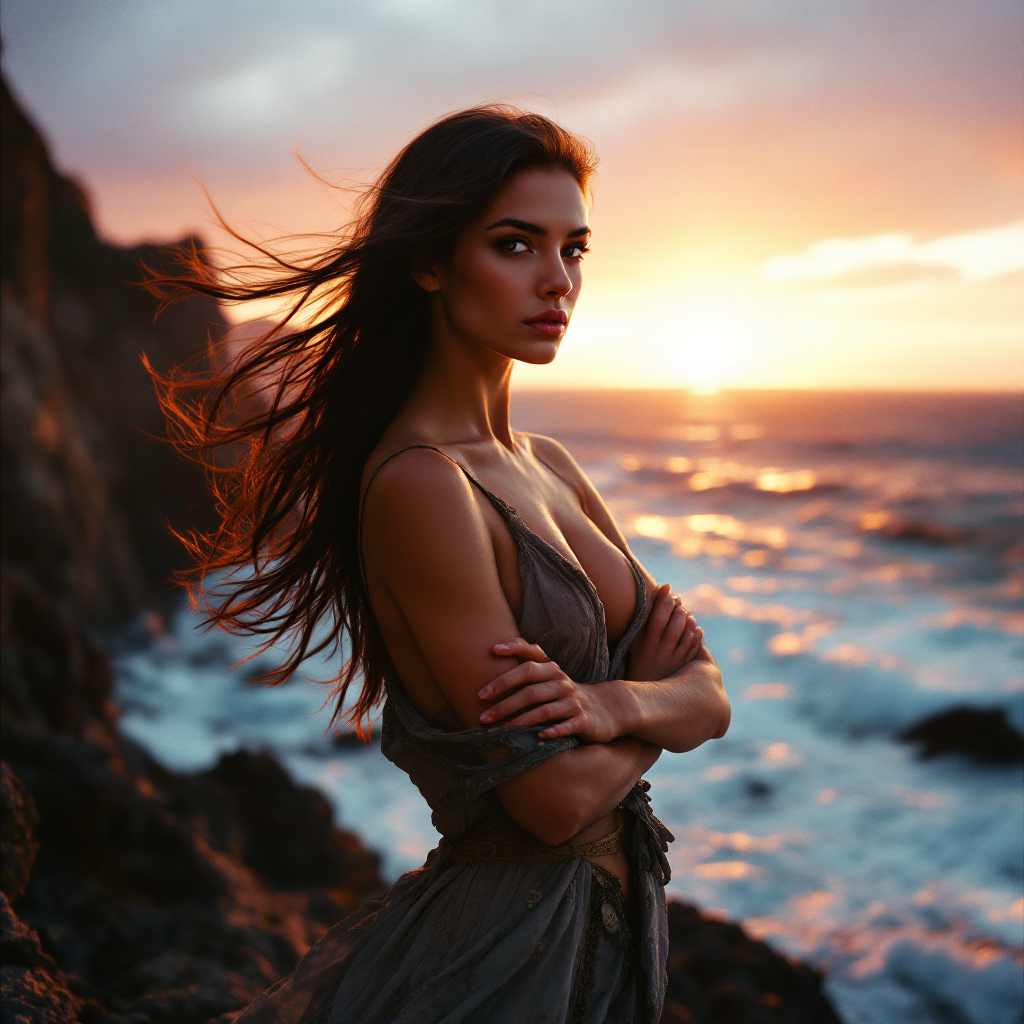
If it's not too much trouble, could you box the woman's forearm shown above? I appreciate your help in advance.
[608,650,731,753]
[497,736,660,846]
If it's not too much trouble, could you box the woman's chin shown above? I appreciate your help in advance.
[512,341,561,365]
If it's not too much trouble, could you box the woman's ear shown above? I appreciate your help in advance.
[411,253,442,293]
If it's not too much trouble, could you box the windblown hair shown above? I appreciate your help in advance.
[144,105,597,733]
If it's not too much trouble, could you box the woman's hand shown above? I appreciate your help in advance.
[627,584,703,683]
[477,639,624,743]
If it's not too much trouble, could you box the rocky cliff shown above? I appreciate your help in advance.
[1,73,225,622]
[1,74,386,1023]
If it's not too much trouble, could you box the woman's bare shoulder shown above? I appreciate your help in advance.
[359,445,519,703]
[361,444,476,525]
[359,444,502,594]
[517,432,587,487]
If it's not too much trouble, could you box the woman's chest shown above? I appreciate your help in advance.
[482,488,638,647]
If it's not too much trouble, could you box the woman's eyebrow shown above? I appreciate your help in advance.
[486,217,545,234]
[485,217,591,237]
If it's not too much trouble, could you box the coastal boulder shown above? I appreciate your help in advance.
[1,762,40,903]
[661,902,842,1023]
[0,892,83,1024]
[900,706,1024,765]
[3,712,384,1022]
[1,581,384,1021]
[1,568,118,739]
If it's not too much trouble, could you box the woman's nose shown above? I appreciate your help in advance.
[539,258,573,299]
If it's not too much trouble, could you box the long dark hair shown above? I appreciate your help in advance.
[144,105,597,733]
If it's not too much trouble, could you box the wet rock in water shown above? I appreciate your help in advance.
[862,515,970,547]
[331,728,379,750]
[1,762,40,902]
[661,902,843,1023]
[885,519,970,546]
[900,706,1024,764]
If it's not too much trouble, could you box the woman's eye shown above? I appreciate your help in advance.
[563,243,590,260]
[497,237,531,255]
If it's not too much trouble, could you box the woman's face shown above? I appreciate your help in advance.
[417,166,590,365]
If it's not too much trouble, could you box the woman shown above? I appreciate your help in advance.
[148,106,730,1024]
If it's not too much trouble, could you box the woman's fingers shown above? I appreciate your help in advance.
[539,714,586,739]
[644,584,675,641]
[672,621,704,668]
[625,581,706,680]
[479,673,572,723]
[502,698,581,729]
[660,605,691,651]
[677,622,704,655]
[478,658,565,701]
[652,589,693,642]
[492,637,549,663]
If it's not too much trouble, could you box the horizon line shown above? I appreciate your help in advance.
[509,384,1024,396]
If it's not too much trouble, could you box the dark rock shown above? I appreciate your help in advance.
[660,902,843,1023]
[197,750,382,892]
[864,517,970,547]
[1,568,118,739]
[885,520,970,546]
[331,729,379,751]
[4,710,384,1021]
[2,74,223,622]
[2,543,383,1022]
[900,706,1024,765]
[2,679,383,1019]
[1,762,40,902]
[0,891,82,1023]
[161,749,383,899]
[4,723,225,909]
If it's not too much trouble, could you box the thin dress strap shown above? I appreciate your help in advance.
[357,444,487,588]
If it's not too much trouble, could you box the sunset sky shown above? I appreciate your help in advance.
[3,0,1022,390]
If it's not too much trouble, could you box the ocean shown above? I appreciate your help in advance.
[113,389,1024,1023]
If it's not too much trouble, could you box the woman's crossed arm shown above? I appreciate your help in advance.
[360,448,663,846]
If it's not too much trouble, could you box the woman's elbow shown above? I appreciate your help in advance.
[503,801,581,847]
[704,666,731,740]
[711,696,731,739]
[527,818,580,848]
[498,781,584,847]
[662,688,731,753]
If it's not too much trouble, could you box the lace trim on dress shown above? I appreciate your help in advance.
[444,823,626,863]
[568,862,636,1024]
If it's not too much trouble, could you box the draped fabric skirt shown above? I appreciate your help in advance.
[236,845,646,1024]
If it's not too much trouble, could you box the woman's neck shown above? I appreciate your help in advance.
[403,328,516,452]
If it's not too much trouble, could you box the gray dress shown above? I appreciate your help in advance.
[235,446,674,1024]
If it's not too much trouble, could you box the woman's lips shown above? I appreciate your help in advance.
[522,310,568,337]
